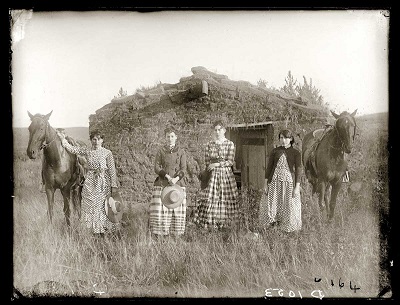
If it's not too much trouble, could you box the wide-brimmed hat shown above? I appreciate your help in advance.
[161,185,184,209]
[104,195,124,223]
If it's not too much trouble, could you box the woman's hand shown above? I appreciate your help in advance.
[56,131,65,141]
[263,179,269,195]
[169,176,180,185]
[293,184,300,198]
[111,187,119,197]
[207,162,220,171]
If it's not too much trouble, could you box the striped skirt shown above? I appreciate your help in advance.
[194,167,239,229]
[149,186,187,235]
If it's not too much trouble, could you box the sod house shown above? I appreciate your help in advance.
[88,66,329,206]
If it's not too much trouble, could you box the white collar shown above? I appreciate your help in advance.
[215,138,226,144]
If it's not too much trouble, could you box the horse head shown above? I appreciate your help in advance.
[331,109,357,154]
[26,110,53,159]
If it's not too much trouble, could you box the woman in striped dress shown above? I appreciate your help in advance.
[149,127,187,237]
[259,129,302,233]
[57,130,120,235]
[194,120,239,230]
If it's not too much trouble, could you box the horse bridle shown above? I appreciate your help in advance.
[38,118,57,150]
[332,114,357,150]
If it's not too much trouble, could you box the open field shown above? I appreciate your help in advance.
[12,112,390,299]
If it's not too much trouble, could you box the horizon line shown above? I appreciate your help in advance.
[12,111,389,129]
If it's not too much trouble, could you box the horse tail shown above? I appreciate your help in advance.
[67,136,87,218]
[71,157,86,218]
[302,132,319,194]
[71,184,82,218]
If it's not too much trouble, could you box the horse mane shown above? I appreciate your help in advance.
[65,135,87,147]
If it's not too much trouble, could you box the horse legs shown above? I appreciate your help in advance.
[317,182,327,219]
[71,186,82,219]
[60,188,71,226]
[45,188,55,223]
[328,180,342,220]
[324,184,331,218]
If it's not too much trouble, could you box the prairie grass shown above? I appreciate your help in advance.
[12,114,389,299]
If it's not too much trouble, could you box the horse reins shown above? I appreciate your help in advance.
[39,119,57,150]
[331,115,357,151]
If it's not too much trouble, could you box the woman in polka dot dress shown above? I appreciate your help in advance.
[259,129,302,233]
[57,130,120,235]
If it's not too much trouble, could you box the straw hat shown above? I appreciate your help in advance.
[161,185,184,209]
[104,195,124,223]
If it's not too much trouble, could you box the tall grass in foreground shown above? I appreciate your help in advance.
[12,189,381,298]
[13,116,388,298]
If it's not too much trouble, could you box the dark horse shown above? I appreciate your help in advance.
[26,111,84,225]
[302,109,357,220]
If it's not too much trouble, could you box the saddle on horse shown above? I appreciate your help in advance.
[65,136,87,188]
[304,125,349,186]
[303,126,333,193]
[305,127,333,172]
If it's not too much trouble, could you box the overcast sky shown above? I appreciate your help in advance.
[11,10,389,128]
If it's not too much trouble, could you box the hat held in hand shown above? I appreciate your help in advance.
[161,185,184,209]
[104,195,124,223]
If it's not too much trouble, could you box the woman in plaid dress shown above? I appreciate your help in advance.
[259,129,302,233]
[149,127,187,237]
[194,120,239,229]
[57,130,120,235]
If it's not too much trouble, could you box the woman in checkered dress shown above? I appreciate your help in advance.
[194,120,239,229]
[259,129,302,232]
[149,127,187,237]
[57,130,120,235]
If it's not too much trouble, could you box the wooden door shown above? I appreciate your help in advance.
[242,145,266,190]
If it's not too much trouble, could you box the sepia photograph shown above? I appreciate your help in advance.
[10,9,392,299]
